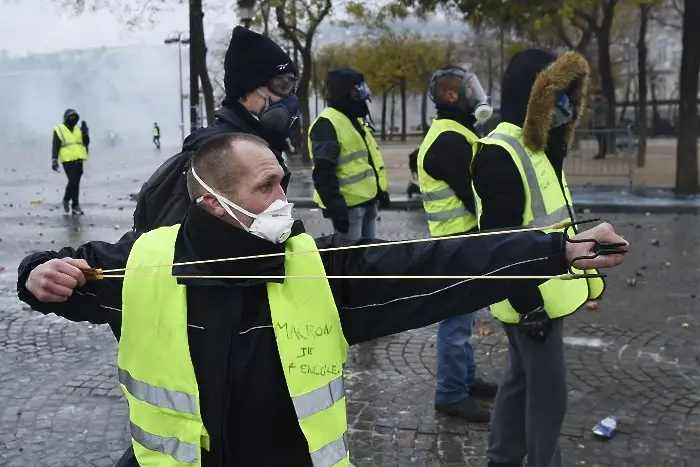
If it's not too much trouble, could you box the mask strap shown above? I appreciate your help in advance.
[190,167,257,230]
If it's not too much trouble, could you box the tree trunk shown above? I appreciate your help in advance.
[189,1,214,126]
[381,90,388,141]
[389,92,396,141]
[597,1,618,150]
[675,0,700,194]
[650,75,660,135]
[189,0,201,132]
[636,4,650,168]
[619,70,632,125]
[400,77,407,141]
[297,48,313,164]
[420,84,429,135]
[198,44,216,125]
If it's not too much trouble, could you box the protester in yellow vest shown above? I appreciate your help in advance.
[416,66,498,423]
[471,49,605,467]
[52,108,89,215]
[153,122,161,150]
[19,131,627,467]
[308,67,389,240]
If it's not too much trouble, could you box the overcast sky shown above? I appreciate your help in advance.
[0,0,236,57]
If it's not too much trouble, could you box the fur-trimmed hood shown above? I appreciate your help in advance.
[501,49,590,152]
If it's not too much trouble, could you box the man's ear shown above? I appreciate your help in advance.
[198,194,227,217]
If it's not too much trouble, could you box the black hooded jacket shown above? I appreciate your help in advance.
[421,104,479,224]
[132,103,292,233]
[17,205,568,467]
[310,67,381,218]
[471,49,585,314]
[52,109,90,162]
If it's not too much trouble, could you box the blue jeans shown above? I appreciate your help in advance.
[336,203,378,240]
[435,312,478,405]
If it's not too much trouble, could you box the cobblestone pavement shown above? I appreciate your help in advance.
[1,204,699,466]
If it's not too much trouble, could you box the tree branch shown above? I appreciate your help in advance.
[275,0,306,52]
[306,0,332,49]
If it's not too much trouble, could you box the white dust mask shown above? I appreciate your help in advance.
[191,167,294,243]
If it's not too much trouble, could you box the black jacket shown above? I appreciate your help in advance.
[309,104,381,219]
[471,49,589,313]
[52,121,90,162]
[17,205,568,467]
[421,105,478,228]
[132,104,292,233]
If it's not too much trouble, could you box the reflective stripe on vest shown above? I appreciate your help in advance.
[308,107,388,209]
[472,122,605,323]
[119,368,197,414]
[55,124,87,163]
[121,225,351,466]
[486,133,570,227]
[417,119,478,236]
[130,422,198,464]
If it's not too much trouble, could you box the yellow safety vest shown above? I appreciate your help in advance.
[308,107,389,209]
[417,119,479,237]
[153,127,160,137]
[119,225,351,466]
[54,124,87,163]
[472,122,605,323]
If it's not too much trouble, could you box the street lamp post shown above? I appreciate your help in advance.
[164,32,190,142]
[237,0,256,29]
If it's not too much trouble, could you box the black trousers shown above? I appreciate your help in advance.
[153,136,160,149]
[594,127,608,158]
[62,160,83,207]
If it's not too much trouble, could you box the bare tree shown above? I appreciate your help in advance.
[637,2,652,167]
[273,0,333,160]
[675,0,699,194]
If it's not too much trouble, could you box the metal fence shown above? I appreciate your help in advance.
[566,128,637,188]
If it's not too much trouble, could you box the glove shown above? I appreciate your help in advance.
[330,211,349,234]
[518,306,553,342]
[51,160,59,172]
[378,191,391,210]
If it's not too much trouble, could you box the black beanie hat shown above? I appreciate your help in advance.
[223,26,297,100]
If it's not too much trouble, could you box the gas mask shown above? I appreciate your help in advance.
[256,88,300,136]
[429,68,493,122]
[551,92,575,128]
[191,166,295,244]
[347,81,372,119]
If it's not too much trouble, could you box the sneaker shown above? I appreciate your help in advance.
[435,397,491,423]
[72,205,84,215]
[469,378,499,399]
[63,199,70,213]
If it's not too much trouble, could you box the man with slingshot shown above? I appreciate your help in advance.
[17,132,628,467]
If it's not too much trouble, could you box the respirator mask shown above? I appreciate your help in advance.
[348,80,372,120]
[254,72,300,137]
[191,167,294,244]
[551,92,575,129]
[429,68,493,122]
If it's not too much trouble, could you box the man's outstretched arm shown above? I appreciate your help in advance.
[316,223,627,345]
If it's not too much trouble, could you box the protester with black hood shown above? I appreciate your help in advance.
[132,25,300,233]
[52,109,89,215]
[308,67,389,239]
[471,49,606,467]
[416,66,498,423]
